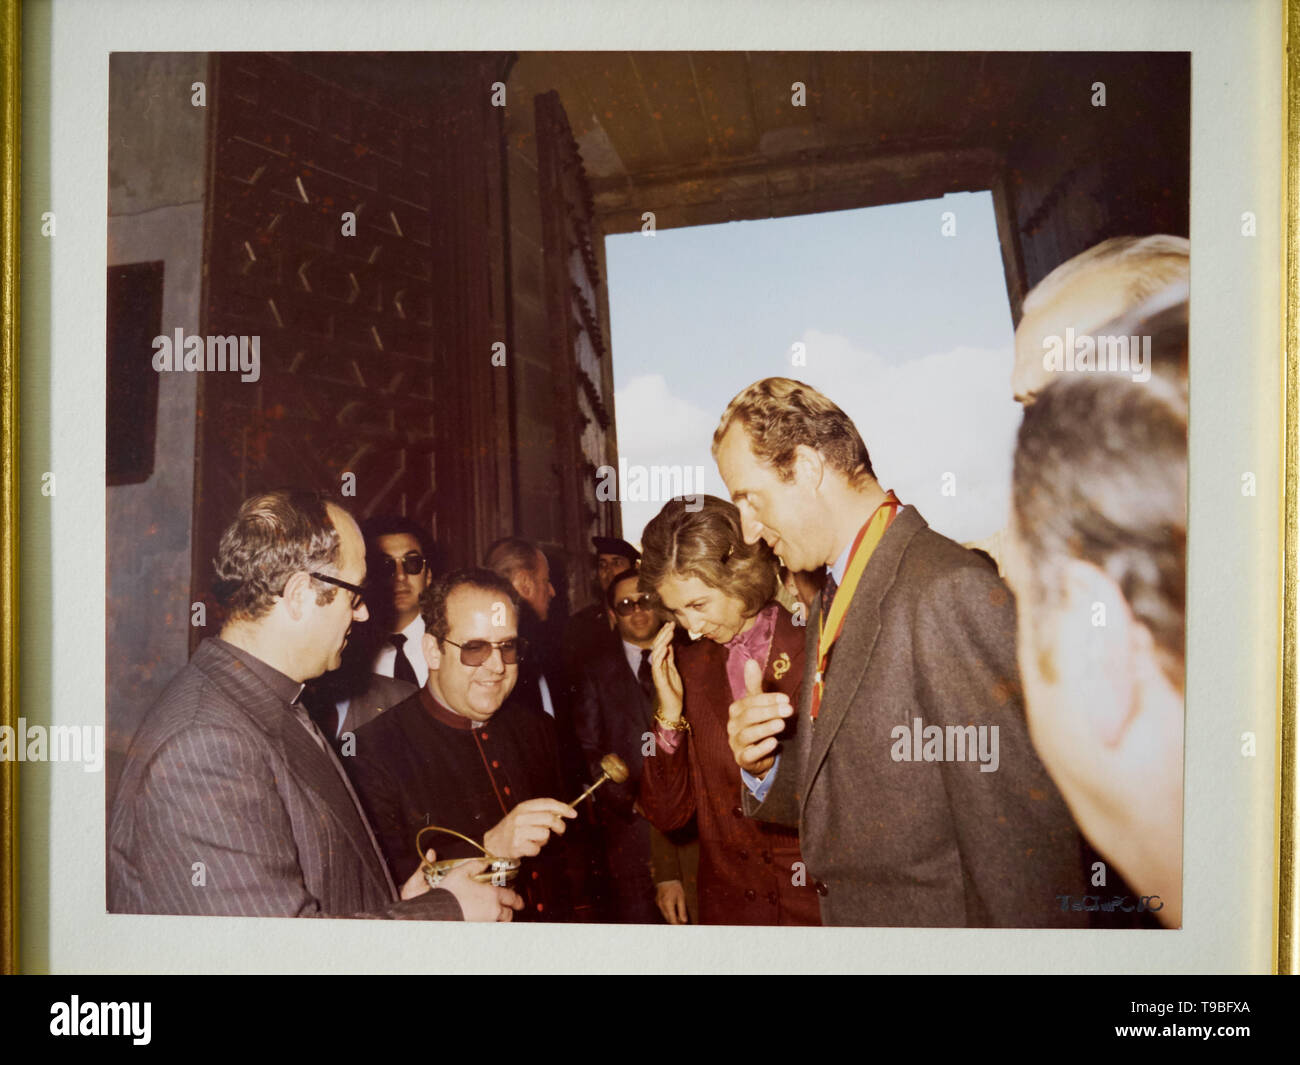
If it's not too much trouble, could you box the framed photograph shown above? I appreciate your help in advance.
[1,0,1295,974]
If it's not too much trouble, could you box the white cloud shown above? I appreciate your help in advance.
[611,339,1020,548]
[795,330,1019,542]
[611,374,729,545]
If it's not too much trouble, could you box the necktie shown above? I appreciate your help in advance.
[637,648,654,700]
[390,633,418,685]
[819,572,839,620]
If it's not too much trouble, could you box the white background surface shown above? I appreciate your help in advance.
[17,0,1286,972]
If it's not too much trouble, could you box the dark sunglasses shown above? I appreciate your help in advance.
[613,594,656,617]
[439,636,526,667]
[372,552,426,579]
[309,571,367,610]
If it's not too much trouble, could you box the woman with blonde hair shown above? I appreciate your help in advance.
[637,496,820,926]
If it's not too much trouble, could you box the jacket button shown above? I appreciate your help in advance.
[731,806,743,818]
[738,849,749,861]
[744,889,757,902]
[815,880,829,897]
[767,891,778,905]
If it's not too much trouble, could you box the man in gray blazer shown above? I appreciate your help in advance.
[108,489,521,922]
[714,379,1086,927]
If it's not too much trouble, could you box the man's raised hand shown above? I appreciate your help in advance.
[726,658,792,778]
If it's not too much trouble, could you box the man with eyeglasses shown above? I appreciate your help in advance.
[108,490,522,922]
[363,514,436,684]
[573,568,700,923]
[314,515,438,740]
[348,568,580,921]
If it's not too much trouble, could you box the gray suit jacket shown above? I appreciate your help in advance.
[108,638,461,920]
[745,506,1086,927]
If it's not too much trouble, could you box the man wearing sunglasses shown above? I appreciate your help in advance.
[316,515,438,740]
[109,490,521,922]
[562,536,641,685]
[363,514,436,685]
[574,568,699,924]
[348,569,580,920]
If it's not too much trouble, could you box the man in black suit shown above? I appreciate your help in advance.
[563,536,640,681]
[484,537,591,787]
[347,568,580,921]
[574,568,674,923]
[303,514,434,743]
[108,490,521,921]
[716,379,1086,927]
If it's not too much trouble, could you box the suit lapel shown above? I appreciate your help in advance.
[800,507,927,803]
[196,641,395,899]
[609,648,652,730]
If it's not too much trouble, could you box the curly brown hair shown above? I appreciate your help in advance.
[712,377,875,485]
[212,490,343,621]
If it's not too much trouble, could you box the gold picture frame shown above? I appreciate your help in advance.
[2,0,22,977]
[1,0,1297,973]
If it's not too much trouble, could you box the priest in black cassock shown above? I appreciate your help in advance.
[347,568,580,921]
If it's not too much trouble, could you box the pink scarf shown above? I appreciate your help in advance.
[723,602,779,701]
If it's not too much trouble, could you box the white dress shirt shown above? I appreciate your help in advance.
[622,638,650,679]
[372,614,429,687]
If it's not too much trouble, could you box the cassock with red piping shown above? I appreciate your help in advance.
[347,688,576,921]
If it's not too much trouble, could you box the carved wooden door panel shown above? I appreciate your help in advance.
[192,53,511,637]
[535,90,620,598]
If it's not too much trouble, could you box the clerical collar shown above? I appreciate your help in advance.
[215,637,305,707]
[418,685,483,731]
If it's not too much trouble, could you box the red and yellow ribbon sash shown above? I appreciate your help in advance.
[811,492,901,720]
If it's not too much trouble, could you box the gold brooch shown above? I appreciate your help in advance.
[772,652,791,680]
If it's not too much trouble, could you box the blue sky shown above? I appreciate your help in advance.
[604,190,1021,547]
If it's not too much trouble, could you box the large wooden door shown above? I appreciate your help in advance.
[192,53,512,634]
[535,90,620,599]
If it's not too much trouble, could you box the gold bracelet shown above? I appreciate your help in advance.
[654,708,690,733]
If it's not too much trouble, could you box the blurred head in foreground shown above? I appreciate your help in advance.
[1013,234,1188,405]
[1004,297,1187,925]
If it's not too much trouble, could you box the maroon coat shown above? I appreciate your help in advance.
[639,604,821,926]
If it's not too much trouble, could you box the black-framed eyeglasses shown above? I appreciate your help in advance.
[613,593,657,617]
[309,572,367,610]
[439,636,526,667]
[373,552,425,579]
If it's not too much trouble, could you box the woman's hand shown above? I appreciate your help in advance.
[649,621,684,722]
